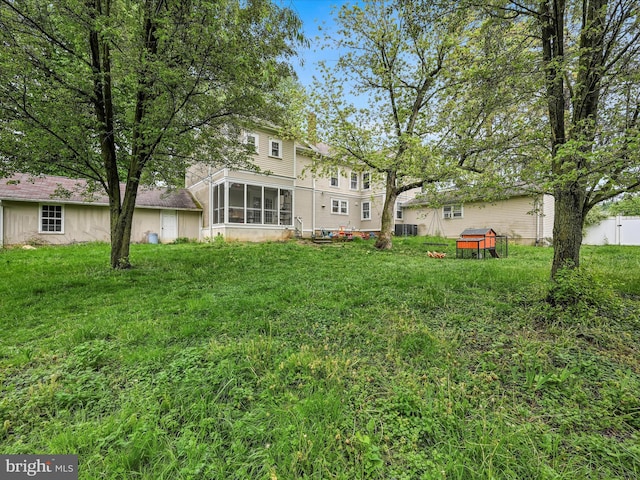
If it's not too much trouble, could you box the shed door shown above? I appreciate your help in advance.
[161,210,178,242]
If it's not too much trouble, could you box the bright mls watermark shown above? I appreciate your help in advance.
[0,455,77,479]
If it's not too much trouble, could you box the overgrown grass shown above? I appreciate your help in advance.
[1,238,639,479]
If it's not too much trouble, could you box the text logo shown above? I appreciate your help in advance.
[0,455,77,479]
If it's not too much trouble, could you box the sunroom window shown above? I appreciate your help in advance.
[212,182,292,226]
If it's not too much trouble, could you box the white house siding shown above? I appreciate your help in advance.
[584,216,640,246]
[2,201,111,245]
[293,187,315,237]
[251,133,295,178]
[1,200,200,246]
[294,153,315,189]
[402,195,552,245]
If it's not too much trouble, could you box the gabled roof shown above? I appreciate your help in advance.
[0,174,201,211]
[402,184,544,208]
[460,228,497,236]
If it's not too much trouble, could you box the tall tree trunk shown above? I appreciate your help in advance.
[109,180,140,269]
[375,171,397,250]
[551,182,586,276]
[546,0,606,278]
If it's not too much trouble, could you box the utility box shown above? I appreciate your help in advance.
[395,224,418,236]
[456,228,507,259]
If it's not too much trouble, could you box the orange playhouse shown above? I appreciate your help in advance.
[456,228,508,259]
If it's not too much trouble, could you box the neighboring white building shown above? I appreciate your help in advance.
[584,216,640,246]
[400,191,555,246]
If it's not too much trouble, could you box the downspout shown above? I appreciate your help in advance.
[312,176,316,236]
[293,142,297,236]
[536,196,541,246]
[208,165,213,240]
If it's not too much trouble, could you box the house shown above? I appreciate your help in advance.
[185,125,409,242]
[1,127,555,247]
[0,174,202,247]
[400,190,555,245]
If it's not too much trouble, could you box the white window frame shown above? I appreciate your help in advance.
[245,132,259,153]
[331,198,349,215]
[39,204,64,234]
[443,204,463,219]
[350,172,358,190]
[269,138,282,158]
[362,172,371,190]
[361,201,371,220]
[330,168,340,188]
[396,203,403,220]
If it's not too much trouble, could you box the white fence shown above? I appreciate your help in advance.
[584,216,640,246]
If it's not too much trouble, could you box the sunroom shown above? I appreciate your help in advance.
[207,181,294,241]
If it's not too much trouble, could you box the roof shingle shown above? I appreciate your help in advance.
[0,174,201,211]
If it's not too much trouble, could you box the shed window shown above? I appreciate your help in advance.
[40,205,63,233]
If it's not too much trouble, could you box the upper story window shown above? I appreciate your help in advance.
[245,132,259,153]
[443,204,463,219]
[269,139,282,158]
[330,168,339,187]
[362,172,371,190]
[40,204,64,233]
[350,172,358,190]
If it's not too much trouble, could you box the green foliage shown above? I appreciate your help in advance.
[1,240,639,478]
[584,205,608,229]
[607,194,640,217]
[544,264,622,330]
[0,0,305,267]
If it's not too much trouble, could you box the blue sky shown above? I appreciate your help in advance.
[283,0,345,89]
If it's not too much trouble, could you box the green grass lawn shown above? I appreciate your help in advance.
[1,238,639,479]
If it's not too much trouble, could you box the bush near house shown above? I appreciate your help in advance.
[1,239,639,479]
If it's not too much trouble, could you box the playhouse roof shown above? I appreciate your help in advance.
[460,228,497,236]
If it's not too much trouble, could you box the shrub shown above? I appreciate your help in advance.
[546,264,620,322]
